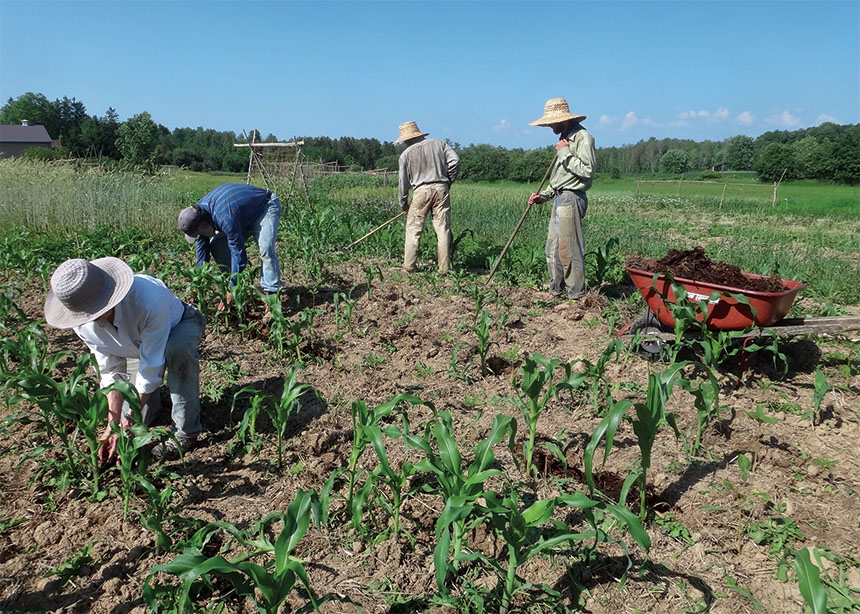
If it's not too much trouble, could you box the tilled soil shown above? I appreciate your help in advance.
[625,247,789,292]
[1,260,858,614]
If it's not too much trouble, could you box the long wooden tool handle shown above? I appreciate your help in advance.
[341,210,407,252]
[485,157,555,285]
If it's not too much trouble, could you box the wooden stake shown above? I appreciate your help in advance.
[485,157,555,285]
[339,211,406,252]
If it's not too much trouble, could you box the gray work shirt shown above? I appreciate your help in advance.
[398,138,460,208]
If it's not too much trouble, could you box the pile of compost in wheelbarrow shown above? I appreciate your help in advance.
[625,247,787,292]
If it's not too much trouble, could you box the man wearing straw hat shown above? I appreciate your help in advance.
[396,121,460,274]
[528,98,596,302]
[45,257,206,461]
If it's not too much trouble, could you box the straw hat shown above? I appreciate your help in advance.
[395,121,429,143]
[45,257,134,329]
[529,98,586,126]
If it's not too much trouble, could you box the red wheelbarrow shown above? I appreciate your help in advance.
[618,265,860,361]
[624,265,805,331]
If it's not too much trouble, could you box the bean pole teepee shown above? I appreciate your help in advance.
[234,130,313,210]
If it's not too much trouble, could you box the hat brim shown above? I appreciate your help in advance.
[44,257,134,329]
[395,131,429,143]
[529,114,587,127]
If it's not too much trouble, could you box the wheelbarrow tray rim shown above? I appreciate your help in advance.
[623,265,806,298]
[624,265,805,329]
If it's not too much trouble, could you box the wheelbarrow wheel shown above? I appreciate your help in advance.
[630,310,666,357]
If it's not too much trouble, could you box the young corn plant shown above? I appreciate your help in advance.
[143,490,359,614]
[463,488,650,614]
[112,397,174,519]
[228,368,309,469]
[261,292,287,356]
[332,291,357,333]
[402,411,516,594]
[470,310,497,376]
[344,393,434,534]
[586,361,716,519]
[229,385,271,456]
[509,353,561,477]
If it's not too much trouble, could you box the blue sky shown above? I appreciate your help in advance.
[1,1,858,149]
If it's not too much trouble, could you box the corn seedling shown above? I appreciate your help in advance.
[228,368,309,469]
[746,404,779,472]
[135,476,176,554]
[260,292,287,356]
[586,362,719,519]
[229,385,270,456]
[465,489,650,614]
[143,490,359,614]
[402,411,516,593]
[345,393,433,533]
[509,353,561,476]
[810,366,832,425]
[469,310,497,375]
[332,291,357,333]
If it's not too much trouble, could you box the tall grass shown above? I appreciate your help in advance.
[1,159,858,303]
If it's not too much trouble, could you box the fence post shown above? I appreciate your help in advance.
[677,178,682,195]
[772,182,778,207]
[720,183,727,208]
[636,181,641,195]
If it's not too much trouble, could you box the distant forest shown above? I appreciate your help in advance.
[2,92,858,184]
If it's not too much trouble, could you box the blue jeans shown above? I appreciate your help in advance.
[164,303,205,438]
[208,193,282,292]
[545,190,587,299]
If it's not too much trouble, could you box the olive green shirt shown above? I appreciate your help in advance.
[539,125,595,200]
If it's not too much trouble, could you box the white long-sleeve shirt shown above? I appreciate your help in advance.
[74,275,184,394]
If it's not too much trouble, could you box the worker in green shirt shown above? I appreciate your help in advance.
[528,98,596,301]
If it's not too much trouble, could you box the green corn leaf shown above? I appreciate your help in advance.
[584,399,632,493]
[793,548,827,614]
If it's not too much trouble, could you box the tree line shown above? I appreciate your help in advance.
[2,92,857,184]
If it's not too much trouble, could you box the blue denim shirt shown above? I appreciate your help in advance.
[194,183,272,279]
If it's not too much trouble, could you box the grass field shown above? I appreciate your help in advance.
[1,159,858,303]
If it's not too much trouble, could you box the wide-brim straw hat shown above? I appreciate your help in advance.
[45,257,134,329]
[395,121,429,143]
[529,98,587,126]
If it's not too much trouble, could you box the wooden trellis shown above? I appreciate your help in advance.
[234,132,312,209]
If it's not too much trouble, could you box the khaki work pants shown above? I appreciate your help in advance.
[403,183,452,273]
[545,190,588,299]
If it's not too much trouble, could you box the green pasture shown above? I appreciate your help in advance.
[0,159,858,303]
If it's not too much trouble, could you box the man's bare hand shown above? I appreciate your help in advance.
[97,426,119,465]
[528,193,543,205]
[216,292,234,312]
[555,139,569,151]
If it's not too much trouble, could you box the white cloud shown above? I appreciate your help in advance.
[598,114,616,127]
[712,107,730,121]
[677,107,729,124]
[493,118,510,132]
[621,111,652,131]
[735,111,755,126]
[679,109,710,120]
[767,110,801,127]
[816,114,838,125]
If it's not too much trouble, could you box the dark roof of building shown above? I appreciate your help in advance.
[0,124,52,143]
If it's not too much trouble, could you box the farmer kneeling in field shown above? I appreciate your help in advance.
[528,98,595,302]
[45,257,205,460]
[396,121,460,274]
[178,183,282,295]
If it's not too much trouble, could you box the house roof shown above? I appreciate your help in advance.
[0,124,52,143]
